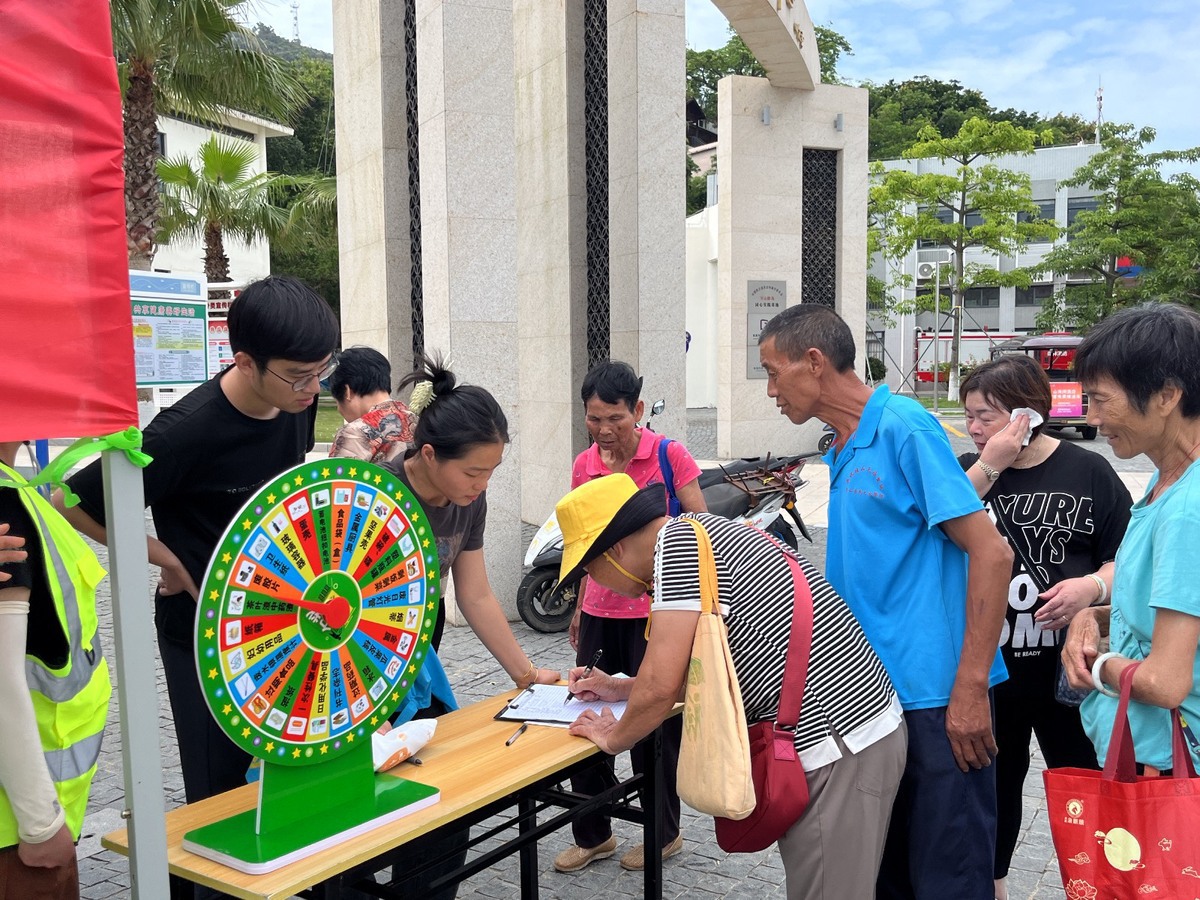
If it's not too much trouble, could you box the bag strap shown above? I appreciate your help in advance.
[773,544,813,731]
[657,438,681,516]
[678,516,719,617]
[743,525,813,731]
[1101,661,1199,782]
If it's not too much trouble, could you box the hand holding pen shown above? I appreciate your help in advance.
[564,649,603,704]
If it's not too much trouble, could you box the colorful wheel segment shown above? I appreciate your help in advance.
[195,460,440,766]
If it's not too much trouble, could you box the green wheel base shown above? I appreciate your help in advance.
[182,774,439,875]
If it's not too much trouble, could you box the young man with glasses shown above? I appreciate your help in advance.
[57,276,338,897]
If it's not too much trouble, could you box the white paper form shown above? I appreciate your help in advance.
[494,682,628,727]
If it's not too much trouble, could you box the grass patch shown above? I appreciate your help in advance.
[918,398,963,411]
[314,401,343,443]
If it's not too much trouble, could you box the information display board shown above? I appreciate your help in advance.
[130,272,208,388]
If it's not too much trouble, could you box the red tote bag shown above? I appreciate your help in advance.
[1043,663,1200,899]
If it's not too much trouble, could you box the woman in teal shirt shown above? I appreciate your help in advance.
[1062,303,1200,771]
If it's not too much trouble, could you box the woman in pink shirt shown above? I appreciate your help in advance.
[553,361,706,875]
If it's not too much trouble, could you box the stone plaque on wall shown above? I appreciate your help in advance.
[746,280,787,379]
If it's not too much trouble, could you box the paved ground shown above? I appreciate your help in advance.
[74,407,1153,899]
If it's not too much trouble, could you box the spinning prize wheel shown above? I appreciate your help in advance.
[183,459,443,873]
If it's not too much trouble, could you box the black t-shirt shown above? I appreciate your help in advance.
[383,454,486,650]
[0,485,68,667]
[67,371,317,642]
[960,442,1131,695]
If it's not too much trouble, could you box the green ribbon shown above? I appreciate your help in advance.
[0,428,153,505]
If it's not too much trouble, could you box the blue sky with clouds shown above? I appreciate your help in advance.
[255,0,1199,158]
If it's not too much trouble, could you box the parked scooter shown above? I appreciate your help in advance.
[517,450,813,632]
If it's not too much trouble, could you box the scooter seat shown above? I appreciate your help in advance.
[703,483,753,519]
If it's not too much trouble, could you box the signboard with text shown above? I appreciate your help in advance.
[746,281,787,379]
[1050,382,1085,418]
[130,272,209,388]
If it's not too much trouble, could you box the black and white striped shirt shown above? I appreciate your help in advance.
[653,513,902,770]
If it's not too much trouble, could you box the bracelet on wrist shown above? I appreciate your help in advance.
[1091,651,1122,698]
[515,659,536,686]
[1087,572,1109,606]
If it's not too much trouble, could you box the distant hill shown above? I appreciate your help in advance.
[253,24,332,62]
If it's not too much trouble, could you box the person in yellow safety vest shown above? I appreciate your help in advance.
[0,443,112,900]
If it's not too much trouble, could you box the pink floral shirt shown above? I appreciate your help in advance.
[570,428,701,618]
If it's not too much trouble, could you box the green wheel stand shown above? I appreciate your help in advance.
[183,460,441,873]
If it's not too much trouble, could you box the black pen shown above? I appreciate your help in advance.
[505,723,528,746]
[565,649,603,704]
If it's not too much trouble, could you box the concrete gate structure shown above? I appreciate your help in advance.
[332,0,868,613]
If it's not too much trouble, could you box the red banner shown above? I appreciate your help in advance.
[0,1,137,441]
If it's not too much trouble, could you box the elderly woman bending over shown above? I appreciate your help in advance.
[1062,303,1200,773]
[557,474,906,900]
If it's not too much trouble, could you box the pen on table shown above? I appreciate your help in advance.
[505,723,528,747]
[564,649,603,705]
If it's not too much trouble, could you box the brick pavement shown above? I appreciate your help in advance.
[72,406,1072,898]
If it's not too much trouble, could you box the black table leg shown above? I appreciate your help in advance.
[518,796,539,899]
[644,725,663,900]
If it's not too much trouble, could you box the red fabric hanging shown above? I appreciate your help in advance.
[0,1,137,441]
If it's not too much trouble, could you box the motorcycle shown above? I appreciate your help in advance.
[516,452,813,632]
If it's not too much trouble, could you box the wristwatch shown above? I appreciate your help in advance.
[976,459,1001,482]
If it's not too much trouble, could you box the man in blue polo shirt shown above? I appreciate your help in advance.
[759,304,1012,900]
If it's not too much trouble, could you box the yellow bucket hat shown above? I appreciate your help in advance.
[556,474,668,586]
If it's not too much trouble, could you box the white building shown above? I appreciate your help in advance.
[868,143,1101,393]
[151,108,293,285]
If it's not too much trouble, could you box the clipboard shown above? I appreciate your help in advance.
[494,683,628,728]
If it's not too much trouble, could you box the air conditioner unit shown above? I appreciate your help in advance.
[917,262,938,279]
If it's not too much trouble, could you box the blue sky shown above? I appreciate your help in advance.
[253,0,1199,160]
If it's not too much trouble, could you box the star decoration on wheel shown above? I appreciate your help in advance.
[221,552,232,564]
[242,519,252,531]
[204,627,214,639]
[266,493,277,504]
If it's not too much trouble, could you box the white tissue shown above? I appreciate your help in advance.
[1010,407,1044,447]
[371,719,437,772]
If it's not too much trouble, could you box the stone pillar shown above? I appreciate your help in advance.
[716,75,870,457]
[513,0,589,527]
[416,0,522,615]
[331,0,413,362]
[607,0,688,444]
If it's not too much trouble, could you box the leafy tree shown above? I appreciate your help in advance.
[871,118,1060,395]
[1036,124,1200,328]
[251,23,333,63]
[814,25,852,86]
[686,154,708,216]
[112,0,306,269]
[267,58,336,176]
[156,136,302,285]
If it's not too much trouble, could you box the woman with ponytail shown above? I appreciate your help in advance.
[387,355,559,697]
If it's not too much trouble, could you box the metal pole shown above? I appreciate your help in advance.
[933,262,941,415]
[100,451,170,898]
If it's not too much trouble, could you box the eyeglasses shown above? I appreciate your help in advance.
[265,357,338,393]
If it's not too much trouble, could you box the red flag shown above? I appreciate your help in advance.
[0,1,137,440]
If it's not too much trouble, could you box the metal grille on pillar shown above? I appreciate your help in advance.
[583,0,610,368]
[802,149,838,308]
[405,0,424,361]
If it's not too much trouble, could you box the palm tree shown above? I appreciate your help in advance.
[111,0,305,269]
[156,135,305,285]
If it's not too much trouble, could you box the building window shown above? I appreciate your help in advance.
[1015,284,1054,307]
[964,209,984,229]
[916,207,953,248]
[156,132,167,157]
[963,287,1000,308]
[1017,200,1056,224]
[1067,197,1098,225]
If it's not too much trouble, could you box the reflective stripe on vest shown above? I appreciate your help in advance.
[43,729,106,783]
[0,464,111,843]
[5,473,101,702]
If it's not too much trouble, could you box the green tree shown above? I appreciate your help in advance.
[156,136,303,285]
[1037,124,1200,328]
[872,117,1060,395]
[112,0,306,269]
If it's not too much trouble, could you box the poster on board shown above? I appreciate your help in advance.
[746,281,787,380]
[130,272,209,388]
